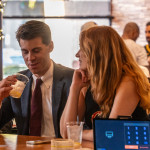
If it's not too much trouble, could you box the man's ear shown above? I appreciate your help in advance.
[48,41,54,53]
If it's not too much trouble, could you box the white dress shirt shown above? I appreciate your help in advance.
[124,39,148,66]
[32,59,55,137]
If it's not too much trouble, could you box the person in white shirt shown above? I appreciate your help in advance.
[122,22,149,76]
[0,20,74,137]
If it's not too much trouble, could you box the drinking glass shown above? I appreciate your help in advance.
[66,121,84,148]
[9,73,29,98]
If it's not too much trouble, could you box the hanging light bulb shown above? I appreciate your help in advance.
[0,0,5,41]
[28,0,36,9]
[0,29,4,40]
[0,0,6,13]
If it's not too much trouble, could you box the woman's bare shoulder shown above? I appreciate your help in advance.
[116,76,137,95]
[119,76,135,88]
[109,76,140,118]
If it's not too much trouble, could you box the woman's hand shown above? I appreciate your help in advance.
[0,75,17,102]
[71,69,90,90]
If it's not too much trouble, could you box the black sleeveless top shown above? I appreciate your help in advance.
[84,88,148,129]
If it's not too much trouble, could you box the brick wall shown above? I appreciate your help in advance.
[112,0,150,46]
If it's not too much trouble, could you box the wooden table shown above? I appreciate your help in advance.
[0,134,94,150]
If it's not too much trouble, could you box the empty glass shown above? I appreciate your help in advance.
[66,121,84,149]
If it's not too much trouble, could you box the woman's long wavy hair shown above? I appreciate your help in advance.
[80,26,150,117]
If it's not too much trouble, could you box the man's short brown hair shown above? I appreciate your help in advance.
[16,20,51,45]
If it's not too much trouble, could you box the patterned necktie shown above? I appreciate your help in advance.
[30,78,43,136]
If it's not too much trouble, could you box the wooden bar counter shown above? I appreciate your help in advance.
[0,134,94,150]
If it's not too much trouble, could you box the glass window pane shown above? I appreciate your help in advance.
[3,18,109,77]
[3,0,111,17]
[3,19,28,78]
[3,1,44,17]
[2,0,111,77]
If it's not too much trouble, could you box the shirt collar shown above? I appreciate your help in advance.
[32,59,53,89]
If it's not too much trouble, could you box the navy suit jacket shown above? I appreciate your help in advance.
[0,62,74,137]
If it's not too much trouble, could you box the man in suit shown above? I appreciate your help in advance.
[0,20,73,138]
